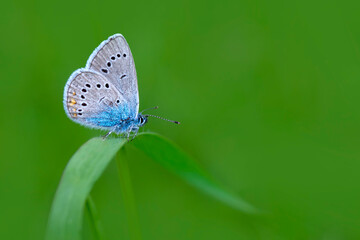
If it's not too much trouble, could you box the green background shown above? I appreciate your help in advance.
[1,0,360,239]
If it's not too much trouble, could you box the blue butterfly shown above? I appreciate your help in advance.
[63,34,179,139]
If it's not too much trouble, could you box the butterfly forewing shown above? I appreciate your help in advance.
[64,69,127,128]
[85,34,139,114]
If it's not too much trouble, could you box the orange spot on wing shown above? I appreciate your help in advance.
[69,98,76,106]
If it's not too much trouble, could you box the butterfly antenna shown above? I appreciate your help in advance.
[140,106,159,114]
[145,114,180,124]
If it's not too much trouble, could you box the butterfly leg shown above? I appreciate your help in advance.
[103,126,117,139]
[126,126,133,142]
[131,127,139,141]
[102,130,113,140]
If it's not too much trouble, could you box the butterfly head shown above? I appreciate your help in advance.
[137,114,148,127]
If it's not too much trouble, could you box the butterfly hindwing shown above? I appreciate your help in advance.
[63,69,129,129]
[85,34,139,114]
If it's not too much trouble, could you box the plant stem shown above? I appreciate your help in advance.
[116,149,142,240]
[86,195,105,240]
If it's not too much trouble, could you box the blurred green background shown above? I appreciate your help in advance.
[1,0,360,239]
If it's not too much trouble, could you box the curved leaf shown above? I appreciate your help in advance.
[132,133,258,214]
[46,132,257,240]
[46,137,126,240]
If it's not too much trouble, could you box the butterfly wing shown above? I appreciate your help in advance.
[63,69,132,129]
[85,34,139,115]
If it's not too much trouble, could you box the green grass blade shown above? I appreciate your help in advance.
[46,132,257,240]
[86,195,105,240]
[46,137,126,240]
[132,132,258,214]
[116,150,142,240]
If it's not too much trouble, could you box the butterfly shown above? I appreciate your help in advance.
[63,34,179,139]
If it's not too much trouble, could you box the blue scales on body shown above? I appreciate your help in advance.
[85,103,146,133]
